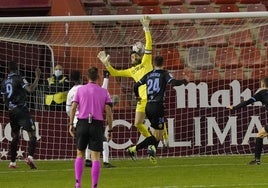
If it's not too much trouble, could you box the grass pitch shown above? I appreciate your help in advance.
[0,155,267,188]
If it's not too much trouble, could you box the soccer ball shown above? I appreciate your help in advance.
[132,41,145,55]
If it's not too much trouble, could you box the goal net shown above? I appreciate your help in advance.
[0,12,268,160]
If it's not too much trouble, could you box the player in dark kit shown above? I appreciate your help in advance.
[1,61,41,169]
[128,55,188,163]
[227,76,268,165]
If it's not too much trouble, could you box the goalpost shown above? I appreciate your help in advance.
[0,12,268,160]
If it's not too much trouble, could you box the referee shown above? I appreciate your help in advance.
[69,67,113,188]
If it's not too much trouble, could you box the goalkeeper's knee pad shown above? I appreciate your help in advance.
[136,123,151,138]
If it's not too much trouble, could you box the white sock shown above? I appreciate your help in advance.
[102,141,109,163]
[85,148,91,160]
[10,162,16,166]
[28,155,33,161]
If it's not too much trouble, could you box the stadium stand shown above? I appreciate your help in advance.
[187,46,214,70]
[160,48,184,70]
[0,0,51,16]
[141,6,168,25]
[203,26,228,47]
[215,47,241,69]
[213,0,237,4]
[134,0,160,6]
[82,0,106,7]
[250,68,268,80]
[194,5,219,25]
[228,27,254,47]
[116,6,140,26]
[239,47,263,68]
[124,27,145,44]
[223,68,246,80]
[151,26,175,47]
[185,0,211,5]
[105,48,130,69]
[168,5,194,26]
[219,4,245,25]
[246,3,266,12]
[90,6,116,27]
[109,0,132,6]
[172,69,195,81]
[258,25,268,47]
[98,27,126,47]
[160,0,183,6]
[177,26,203,48]
[198,69,222,81]
[239,0,261,4]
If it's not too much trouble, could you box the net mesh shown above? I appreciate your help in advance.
[1,14,268,160]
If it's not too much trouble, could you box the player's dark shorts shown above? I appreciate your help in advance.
[145,102,165,130]
[9,106,36,132]
[76,119,105,152]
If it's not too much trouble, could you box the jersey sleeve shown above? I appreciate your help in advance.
[21,76,29,89]
[72,87,80,104]
[134,74,147,98]
[140,31,153,70]
[106,65,132,77]
[66,89,73,116]
[232,92,262,110]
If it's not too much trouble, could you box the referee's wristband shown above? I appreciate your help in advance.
[69,123,74,125]
[108,130,113,133]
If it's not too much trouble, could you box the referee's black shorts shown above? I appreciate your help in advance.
[9,106,36,132]
[145,102,165,130]
[76,119,104,152]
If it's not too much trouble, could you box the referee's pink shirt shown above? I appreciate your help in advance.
[73,82,112,121]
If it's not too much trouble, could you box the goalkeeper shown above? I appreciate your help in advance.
[98,16,169,144]
[226,76,268,165]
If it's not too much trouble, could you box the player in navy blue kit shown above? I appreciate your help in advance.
[128,55,188,163]
[227,76,268,165]
[1,61,41,169]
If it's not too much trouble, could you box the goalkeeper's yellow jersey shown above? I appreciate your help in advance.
[106,31,153,100]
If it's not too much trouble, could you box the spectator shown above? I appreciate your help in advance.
[45,64,69,111]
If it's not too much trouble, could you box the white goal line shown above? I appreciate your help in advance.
[0,12,267,23]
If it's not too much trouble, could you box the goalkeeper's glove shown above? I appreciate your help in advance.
[140,16,150,32]
[97,51,111,67]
